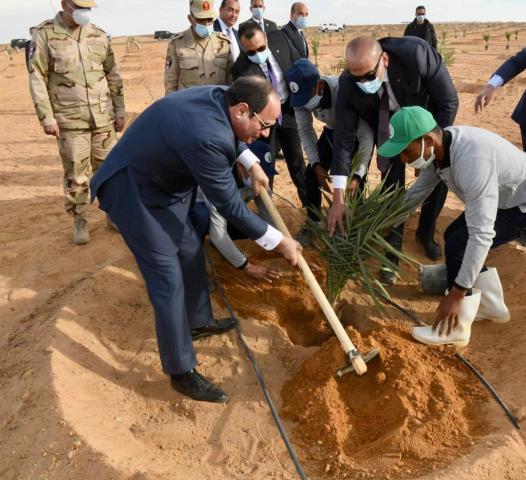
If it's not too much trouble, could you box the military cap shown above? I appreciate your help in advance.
[72,0,97,7]
[190,0,217,19]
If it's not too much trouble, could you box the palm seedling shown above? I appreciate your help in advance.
[311,35,321,66]
[307,157,419,306]
[483,33,490,50]
[505,31,512,50]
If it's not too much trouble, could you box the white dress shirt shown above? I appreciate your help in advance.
[217,17,240,61]
[252,17,265,32]
[259,51,289,103]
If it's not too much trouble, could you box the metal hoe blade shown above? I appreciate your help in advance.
[335,349,380,378]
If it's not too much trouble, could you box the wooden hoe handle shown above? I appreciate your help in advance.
[258,189,367,376]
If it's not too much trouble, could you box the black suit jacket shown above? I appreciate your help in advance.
[231,30,300,128]
[239,17,278,33]
[281,21,309,58]
[495,47,526,125]
[332,36,459,176]
[213,19,241,50]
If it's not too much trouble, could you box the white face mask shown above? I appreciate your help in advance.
[407,137,435,170]
[72,8,91,26]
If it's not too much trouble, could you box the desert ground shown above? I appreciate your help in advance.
[1,23,526,480]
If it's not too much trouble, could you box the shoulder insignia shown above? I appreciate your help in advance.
[171,31,185,42]
[215,31,230,42]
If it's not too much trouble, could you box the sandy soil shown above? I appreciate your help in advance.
[1,25,525,480]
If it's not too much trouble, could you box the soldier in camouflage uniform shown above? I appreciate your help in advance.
[28,0,125,244]
[164,0,233,94]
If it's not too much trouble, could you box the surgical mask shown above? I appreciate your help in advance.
[293,16,307,30]
[356,76,383,94]
[407,137,435,170]
[304,94,322,111]
[248,47,270,64]
[251,7,264,19]
[416,14,426,22]
[72,8,91,26]
[194,23,213,38]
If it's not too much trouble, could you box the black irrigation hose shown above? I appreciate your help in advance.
[206,249,308,480]
[375,289,521,430]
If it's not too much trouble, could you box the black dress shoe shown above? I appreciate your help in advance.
[191,317,238,340]
[170,369,229,403]
[415,234,442,261]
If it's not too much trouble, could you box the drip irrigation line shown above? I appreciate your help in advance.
[205,249,308,480]
[375,289,521,431]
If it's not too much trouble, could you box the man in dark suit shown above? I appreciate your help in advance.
[214,0,242,61]
[328,36,459,282]
[232,21,308,205]
[403,5,437,50]
[475,47,526,151]
[239,0,278,33]
[90,77,301,403]
[281,2,309,58]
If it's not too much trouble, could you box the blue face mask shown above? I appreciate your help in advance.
[248,47,270,65]
[194,23,213,38]
[304,94,322,111]
[356,76,383,95]
[416,14,426,22]
[251,7,264,19]
[293,16,307,29]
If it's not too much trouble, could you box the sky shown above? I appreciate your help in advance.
[3,0,526,42]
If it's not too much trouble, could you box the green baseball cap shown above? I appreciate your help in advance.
[377,106,437,158]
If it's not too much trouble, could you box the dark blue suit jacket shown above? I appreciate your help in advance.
[91,86,267,243]
[495,48,526,125]
[333,36,459,176]
[281,21,309,58]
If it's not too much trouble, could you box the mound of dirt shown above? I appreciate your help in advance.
[281,317,489,479]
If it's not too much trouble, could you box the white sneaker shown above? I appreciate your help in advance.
[473,267,511,323]
[411,289,481,347]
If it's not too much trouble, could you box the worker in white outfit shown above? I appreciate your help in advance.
[285,58,375,245]
[377,106,526,347]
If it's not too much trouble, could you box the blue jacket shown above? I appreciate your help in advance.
[91,85,267,241]
[495,48,526,125]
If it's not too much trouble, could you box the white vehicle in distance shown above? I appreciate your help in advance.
[319,23,344,33]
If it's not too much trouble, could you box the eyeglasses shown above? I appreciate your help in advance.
[245,45,267,56]
[253,111,276,130]
[349,53,384,83]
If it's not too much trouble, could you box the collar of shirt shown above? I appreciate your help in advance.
[378,71,400,112]
[252,17,265,30]
[259,51,289,103]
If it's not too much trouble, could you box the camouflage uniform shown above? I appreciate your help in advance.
[164,27,233,94]
[28,13,125,216]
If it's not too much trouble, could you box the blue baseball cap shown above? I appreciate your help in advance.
[248,140,278,178]
[285,59,320,108]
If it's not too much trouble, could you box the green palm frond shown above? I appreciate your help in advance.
[306,155,420,306]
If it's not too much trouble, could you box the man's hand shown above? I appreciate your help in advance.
[44,124,60,139]
[433,287,466,336]
[327,188,345,236]
[244,262,281,283]
[313,163,332,192]
[475,84,495,113]
[248,161,269,196]
[347,177,360,198]
[115,116,126,132]
[275,236,302,266]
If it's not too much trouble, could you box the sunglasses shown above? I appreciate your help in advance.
[252,111,276,130]
[349,53,384,83]
[245,44,267,56]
